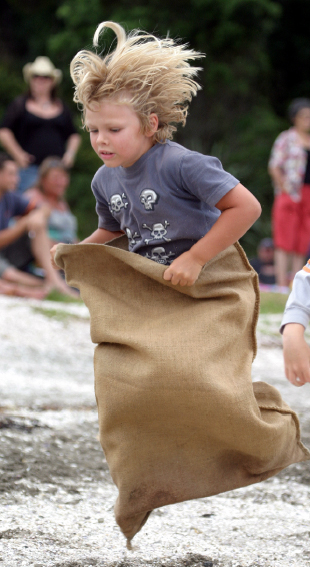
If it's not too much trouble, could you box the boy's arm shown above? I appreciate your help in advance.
[79,228,124,245]
[50,227,123,269]
[163,183,261,286]
[281,267,310,386]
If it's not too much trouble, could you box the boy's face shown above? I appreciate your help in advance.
[85,101,157,168]
[0,160,19,193]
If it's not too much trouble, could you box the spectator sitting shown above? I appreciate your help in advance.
[249,237,276,285]
[0,152,78,298]
[26,157,78,245]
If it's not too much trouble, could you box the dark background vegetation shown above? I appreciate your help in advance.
[1,0,309,254]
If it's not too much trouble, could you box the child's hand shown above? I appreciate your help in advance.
[163,250,204,286]
[50,244,61,270]
[282,323,310,386]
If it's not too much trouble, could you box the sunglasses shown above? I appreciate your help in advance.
[32,74,53,80]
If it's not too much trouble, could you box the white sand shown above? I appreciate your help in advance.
[0,296,309,567]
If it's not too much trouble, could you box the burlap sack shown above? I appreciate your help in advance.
[55,238,310,543]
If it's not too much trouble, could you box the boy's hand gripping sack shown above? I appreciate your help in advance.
[55,237,310,543]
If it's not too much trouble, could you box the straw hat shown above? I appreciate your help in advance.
[23,56,62,84]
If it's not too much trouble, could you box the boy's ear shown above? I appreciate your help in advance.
[146,113,159,137]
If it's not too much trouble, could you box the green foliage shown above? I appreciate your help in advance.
[65,127,102,239]
[268,0,310,114]
[0,63,24,116]
[211,104,287,253]
[0,0,307,255]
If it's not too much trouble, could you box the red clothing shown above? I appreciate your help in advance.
[272,184,310,255]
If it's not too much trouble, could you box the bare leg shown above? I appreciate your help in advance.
[30,228,79,297]
[274,248,290,287]
[2,266,43,287]
[291,253,305,281]
[0,278,47,299]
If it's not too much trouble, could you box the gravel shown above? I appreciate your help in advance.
[0,295,309,567]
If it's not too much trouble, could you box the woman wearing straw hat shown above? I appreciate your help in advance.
[0,56,81,193]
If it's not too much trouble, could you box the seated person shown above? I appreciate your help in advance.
[26,156,78,244]
[249,237,276,285]
[0,256,46,299]
[0,152,78,298]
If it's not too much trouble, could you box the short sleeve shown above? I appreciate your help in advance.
[1,193,31,228]
[11,193,31,217]
[0,193,33,230]
[180,153,239,207]
[280,265,310,332]
[268,131,288,170]
[61,104,78,138]
[0,96,26,133]
[91,180,121,232]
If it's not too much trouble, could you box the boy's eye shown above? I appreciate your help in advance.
[110,128,120,133]
[88,129,98,133]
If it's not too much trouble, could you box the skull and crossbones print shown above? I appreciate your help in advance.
[142,221,171,245]
[125,228,142,247]
[108,193,128,213]
[139,189,159,211]
[145,247,175,265]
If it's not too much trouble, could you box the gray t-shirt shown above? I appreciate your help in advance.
[92,140,239,265]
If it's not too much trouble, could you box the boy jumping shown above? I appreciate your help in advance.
[48,22,309,545]
[51,21,261,278]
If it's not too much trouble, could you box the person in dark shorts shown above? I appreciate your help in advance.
[0,152,78,297]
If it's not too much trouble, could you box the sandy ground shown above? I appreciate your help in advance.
[0,296,309,567]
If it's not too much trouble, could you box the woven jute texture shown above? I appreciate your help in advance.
[55,238,310,543]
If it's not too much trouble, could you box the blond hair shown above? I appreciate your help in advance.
[70,21,203,142]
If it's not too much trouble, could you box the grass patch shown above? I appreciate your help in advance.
[259,291,289,314]
[45,289,82,303]
[31,306,84,322]
[44,289,288,315]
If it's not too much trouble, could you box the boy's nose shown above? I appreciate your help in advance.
[97,130,109,144]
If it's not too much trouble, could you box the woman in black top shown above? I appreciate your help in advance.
[0,56,81,192]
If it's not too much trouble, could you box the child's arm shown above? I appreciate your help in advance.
[163,183,261,286]
[79,228,124,245]
[280,265,310,386]
[50,227,123,269]
[282,323,310,386]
